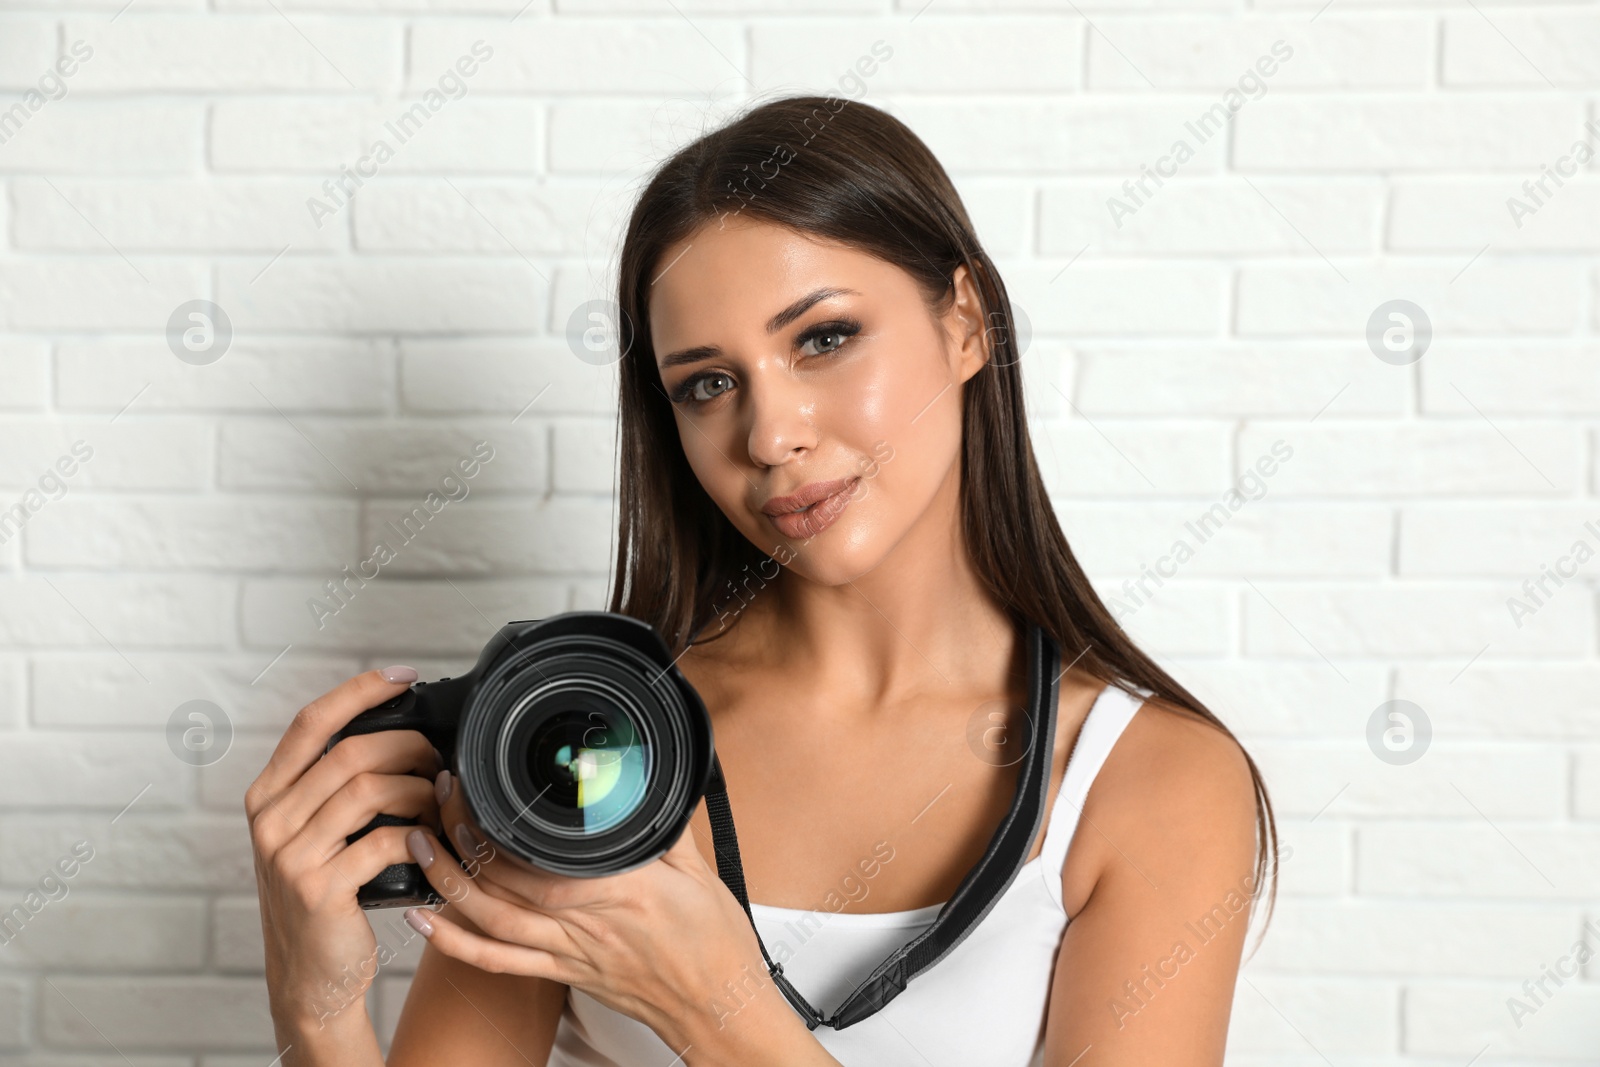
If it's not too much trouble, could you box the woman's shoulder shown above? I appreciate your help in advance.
[1060,684,1259,913]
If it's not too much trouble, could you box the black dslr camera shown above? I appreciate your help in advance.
[327,612,715,909]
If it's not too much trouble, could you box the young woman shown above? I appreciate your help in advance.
[247,94,1277,1067]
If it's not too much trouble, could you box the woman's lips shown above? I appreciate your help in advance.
[766,477,860,540]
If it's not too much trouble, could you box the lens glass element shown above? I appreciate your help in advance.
[523,707,649,834]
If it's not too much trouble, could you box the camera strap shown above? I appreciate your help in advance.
[702,621,1061,1031]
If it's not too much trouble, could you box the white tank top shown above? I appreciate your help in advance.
[548,682,1148,1067]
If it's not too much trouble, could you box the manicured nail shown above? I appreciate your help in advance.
[434,769,452,806]
[406,829,434,869]
[452,822,480,858]
[380,665,418,684]
[404,907,434,937]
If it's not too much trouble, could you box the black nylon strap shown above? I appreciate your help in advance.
[703,621,1061,1031]
[704,757,825,1029]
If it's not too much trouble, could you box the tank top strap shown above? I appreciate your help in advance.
[1038,681,1151,913]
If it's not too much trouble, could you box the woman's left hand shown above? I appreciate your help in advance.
[401,770,824,1063]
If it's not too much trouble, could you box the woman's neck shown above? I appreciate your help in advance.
[717,469,1018,710]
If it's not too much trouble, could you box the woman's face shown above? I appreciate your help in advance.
[647,218,989,586]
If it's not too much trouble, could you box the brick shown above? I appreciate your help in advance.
[1443,12,1600,86]
[0,103,203,174]
[0,733,189,809]
[363,499,611,575]
[1420,344,1600,414]
[891,100,1231,175]
[1236,423,1581,496]
[1242,583,1592,659]
[0,660,20,730]
[56,339,394,413]
[1037,422,1230,497]
[0,421,210,491]
[0,816,253,892]
[1094,581,1232,657]
[0,21,55,90]
[1577,747,1600,819]
[1075,346,1404,416]
[400,340,618,416]
[551,419,616,493]
[359,497,615,574]
[1226,975,1396,1055]
[210,99,541,173]
[211,896,264,972]
[1041,179,1383,256]
[1406,979,1600,1057]
[32,654,360,730]
[0,577,230,650]
[0,1055,189,1067]
[1358,823,1600,900]
[1007,262,1224,335]
[1248,900,1579,977]
[353,180,606,253]
[40,977,273,1049]
[0,978,19,1049]
[12,179,345,252]
[1236,261,1582,337]
[0,261,209,330]
[1254,742,1565,819]
[408,21,742,93]
[219,0,521,9]
[1390,180,1600,253]
[240,577,568,655]
[1171,661,1389,738]
[216,258,546,333]
[1060,503,1391,579]
[549,99,718,173]
[0,341,47,410]
[923,0,1233,7]
[1256,818,1346,897]
[1396,665,1600,741]
[26,499,357,570]
[1400,504,1600,577]
[752,22,1081,93]
[219,420,545,493]
[1091,17,1430,90]
[0,895,204,970]
[954,180,1031,257]
[67,16,398,91]
[199,735,274,812]
[1235,98,1585,171]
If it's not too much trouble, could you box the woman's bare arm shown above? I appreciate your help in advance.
[1042,701,1262,1066]
[388,910,568,1067]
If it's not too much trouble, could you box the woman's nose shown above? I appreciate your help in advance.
[744,376,818,468]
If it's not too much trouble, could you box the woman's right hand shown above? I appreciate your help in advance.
[245,666,443,1042]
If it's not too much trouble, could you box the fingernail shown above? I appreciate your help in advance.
[452,822,479,858]
[406,829,434,869]
[380,665,418,684]
[434,769,452,806]
[404,907,434,937]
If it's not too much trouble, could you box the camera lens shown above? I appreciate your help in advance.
[525,708,647,831]
[453,614,713,878]
[504,686,652,837]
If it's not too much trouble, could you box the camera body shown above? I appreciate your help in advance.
[327,611,715,909]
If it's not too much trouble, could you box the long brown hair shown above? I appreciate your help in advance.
[606,92,1278,931]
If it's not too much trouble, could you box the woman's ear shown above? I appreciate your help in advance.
[942,263,991,386]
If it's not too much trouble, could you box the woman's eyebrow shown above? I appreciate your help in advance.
[657,286,861,370]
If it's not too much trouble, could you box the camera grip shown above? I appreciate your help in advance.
[329,689,446,910]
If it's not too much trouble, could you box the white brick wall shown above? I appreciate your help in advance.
[1,1,1596,1063]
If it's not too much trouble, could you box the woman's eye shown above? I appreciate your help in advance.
[800,331,846,357]
[689,372,733,403]
[797,319,861,358]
